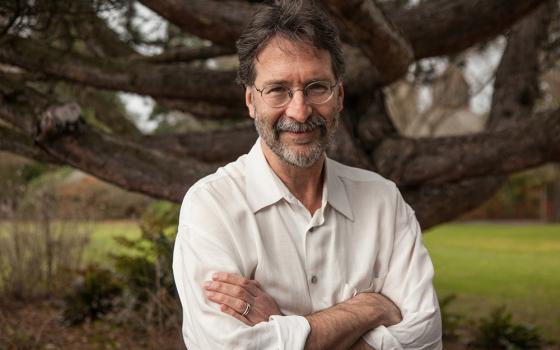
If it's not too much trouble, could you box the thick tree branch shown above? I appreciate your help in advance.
[341,44,378,97]
[0,35,243,107]
[137,0,253,48]
[142,127,257,163]
[157,98,247,120]
[322,0,413,84]
[403,176,505,229]
[0,97,217,202]
[327,119,373,169]
[0,76,220,202]
[0,37,376,121]
[487,1,550,130]
[137,0,544,90]
[136,45,236,63]
[0,73,48,134]
[0,125,60,164]
[374,110,560,186]
[353,89,399,152]
[393,0,547,59]
[75,15,137,58]
[140,0,545,64]
[142,118,374,169]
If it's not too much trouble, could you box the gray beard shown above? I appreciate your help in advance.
[253,108,339,168]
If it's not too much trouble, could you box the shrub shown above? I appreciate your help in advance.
[61,201,181,332]
[470,306,543,349]
[109,201,180,331]
[0,189,90,300]
[111,201,178,300]
[439,294,463,340]
[62,265,123,325]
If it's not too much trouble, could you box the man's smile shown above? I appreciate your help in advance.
[281,128,320,143]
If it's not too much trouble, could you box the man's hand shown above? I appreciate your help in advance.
[203,272,282,326]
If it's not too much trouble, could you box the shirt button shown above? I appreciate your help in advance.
[311,275,318,284]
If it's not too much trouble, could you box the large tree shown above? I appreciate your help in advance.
[0,0,559,229]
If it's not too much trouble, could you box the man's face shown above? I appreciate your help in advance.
[245,36,344,168]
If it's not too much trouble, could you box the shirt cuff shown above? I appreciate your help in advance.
[362,326,403,350]
[270,315,311,350]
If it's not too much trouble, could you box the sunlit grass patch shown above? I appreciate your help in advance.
[424,223,560,341]
[83,221,141,265]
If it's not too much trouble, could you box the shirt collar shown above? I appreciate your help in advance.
[325,158,354,221]
[246,139,285,213]
[245,138,354,220]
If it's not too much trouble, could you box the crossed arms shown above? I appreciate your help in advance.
[203,272,402,350]
[173,221,442,350]
[173,187,442,349]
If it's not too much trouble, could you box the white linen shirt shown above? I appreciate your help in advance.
[173,139,442,350]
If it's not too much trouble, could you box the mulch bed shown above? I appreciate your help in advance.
[0,300,184,350]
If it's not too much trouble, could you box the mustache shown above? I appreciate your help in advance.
[275,115,326,133]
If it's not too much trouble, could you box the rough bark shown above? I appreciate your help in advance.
[0,126,60,164]
[322,0,414,84]
[353,89,400,151]
[486,2,548,130]
[0,35,243,106]
[142,127,257,163]
[403,176,506,229]
[135,0,547,87]
[374,110,560,186]
[139,0,546,62]
[393,0,547,59]
[137,0,253,48]
[136,45,236,63]
[2,97,215,202]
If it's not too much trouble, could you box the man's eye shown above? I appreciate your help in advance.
[265,86,288,94]
[307,84,329,94]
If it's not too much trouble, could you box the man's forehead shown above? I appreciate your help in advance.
[257,36,323,61]
[253,36,333,83]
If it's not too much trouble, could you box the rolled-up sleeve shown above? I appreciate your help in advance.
[362,195,442,350]
[173,189,311,350]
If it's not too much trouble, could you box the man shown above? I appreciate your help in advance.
[173,1,442,349]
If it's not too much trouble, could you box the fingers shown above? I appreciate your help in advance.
[211,272,261,296]
[220,304,253,326]
[204,280,253,300]
[205,290,250,315]
[203,274,281,326]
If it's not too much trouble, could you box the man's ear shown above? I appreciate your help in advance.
[245,87,256,119]
[336,82,344,113]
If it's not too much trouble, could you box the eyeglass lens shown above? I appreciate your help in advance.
[260,81,334,107]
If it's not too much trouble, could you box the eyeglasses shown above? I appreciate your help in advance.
[254,81,338,108]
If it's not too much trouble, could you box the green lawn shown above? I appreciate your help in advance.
[0,220,140,267]
[83,221,141,265]
[423,223,560,342]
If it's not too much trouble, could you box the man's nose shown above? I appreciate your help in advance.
[285,90,312,123]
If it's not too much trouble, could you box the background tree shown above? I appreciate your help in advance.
[1,0,559,229]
